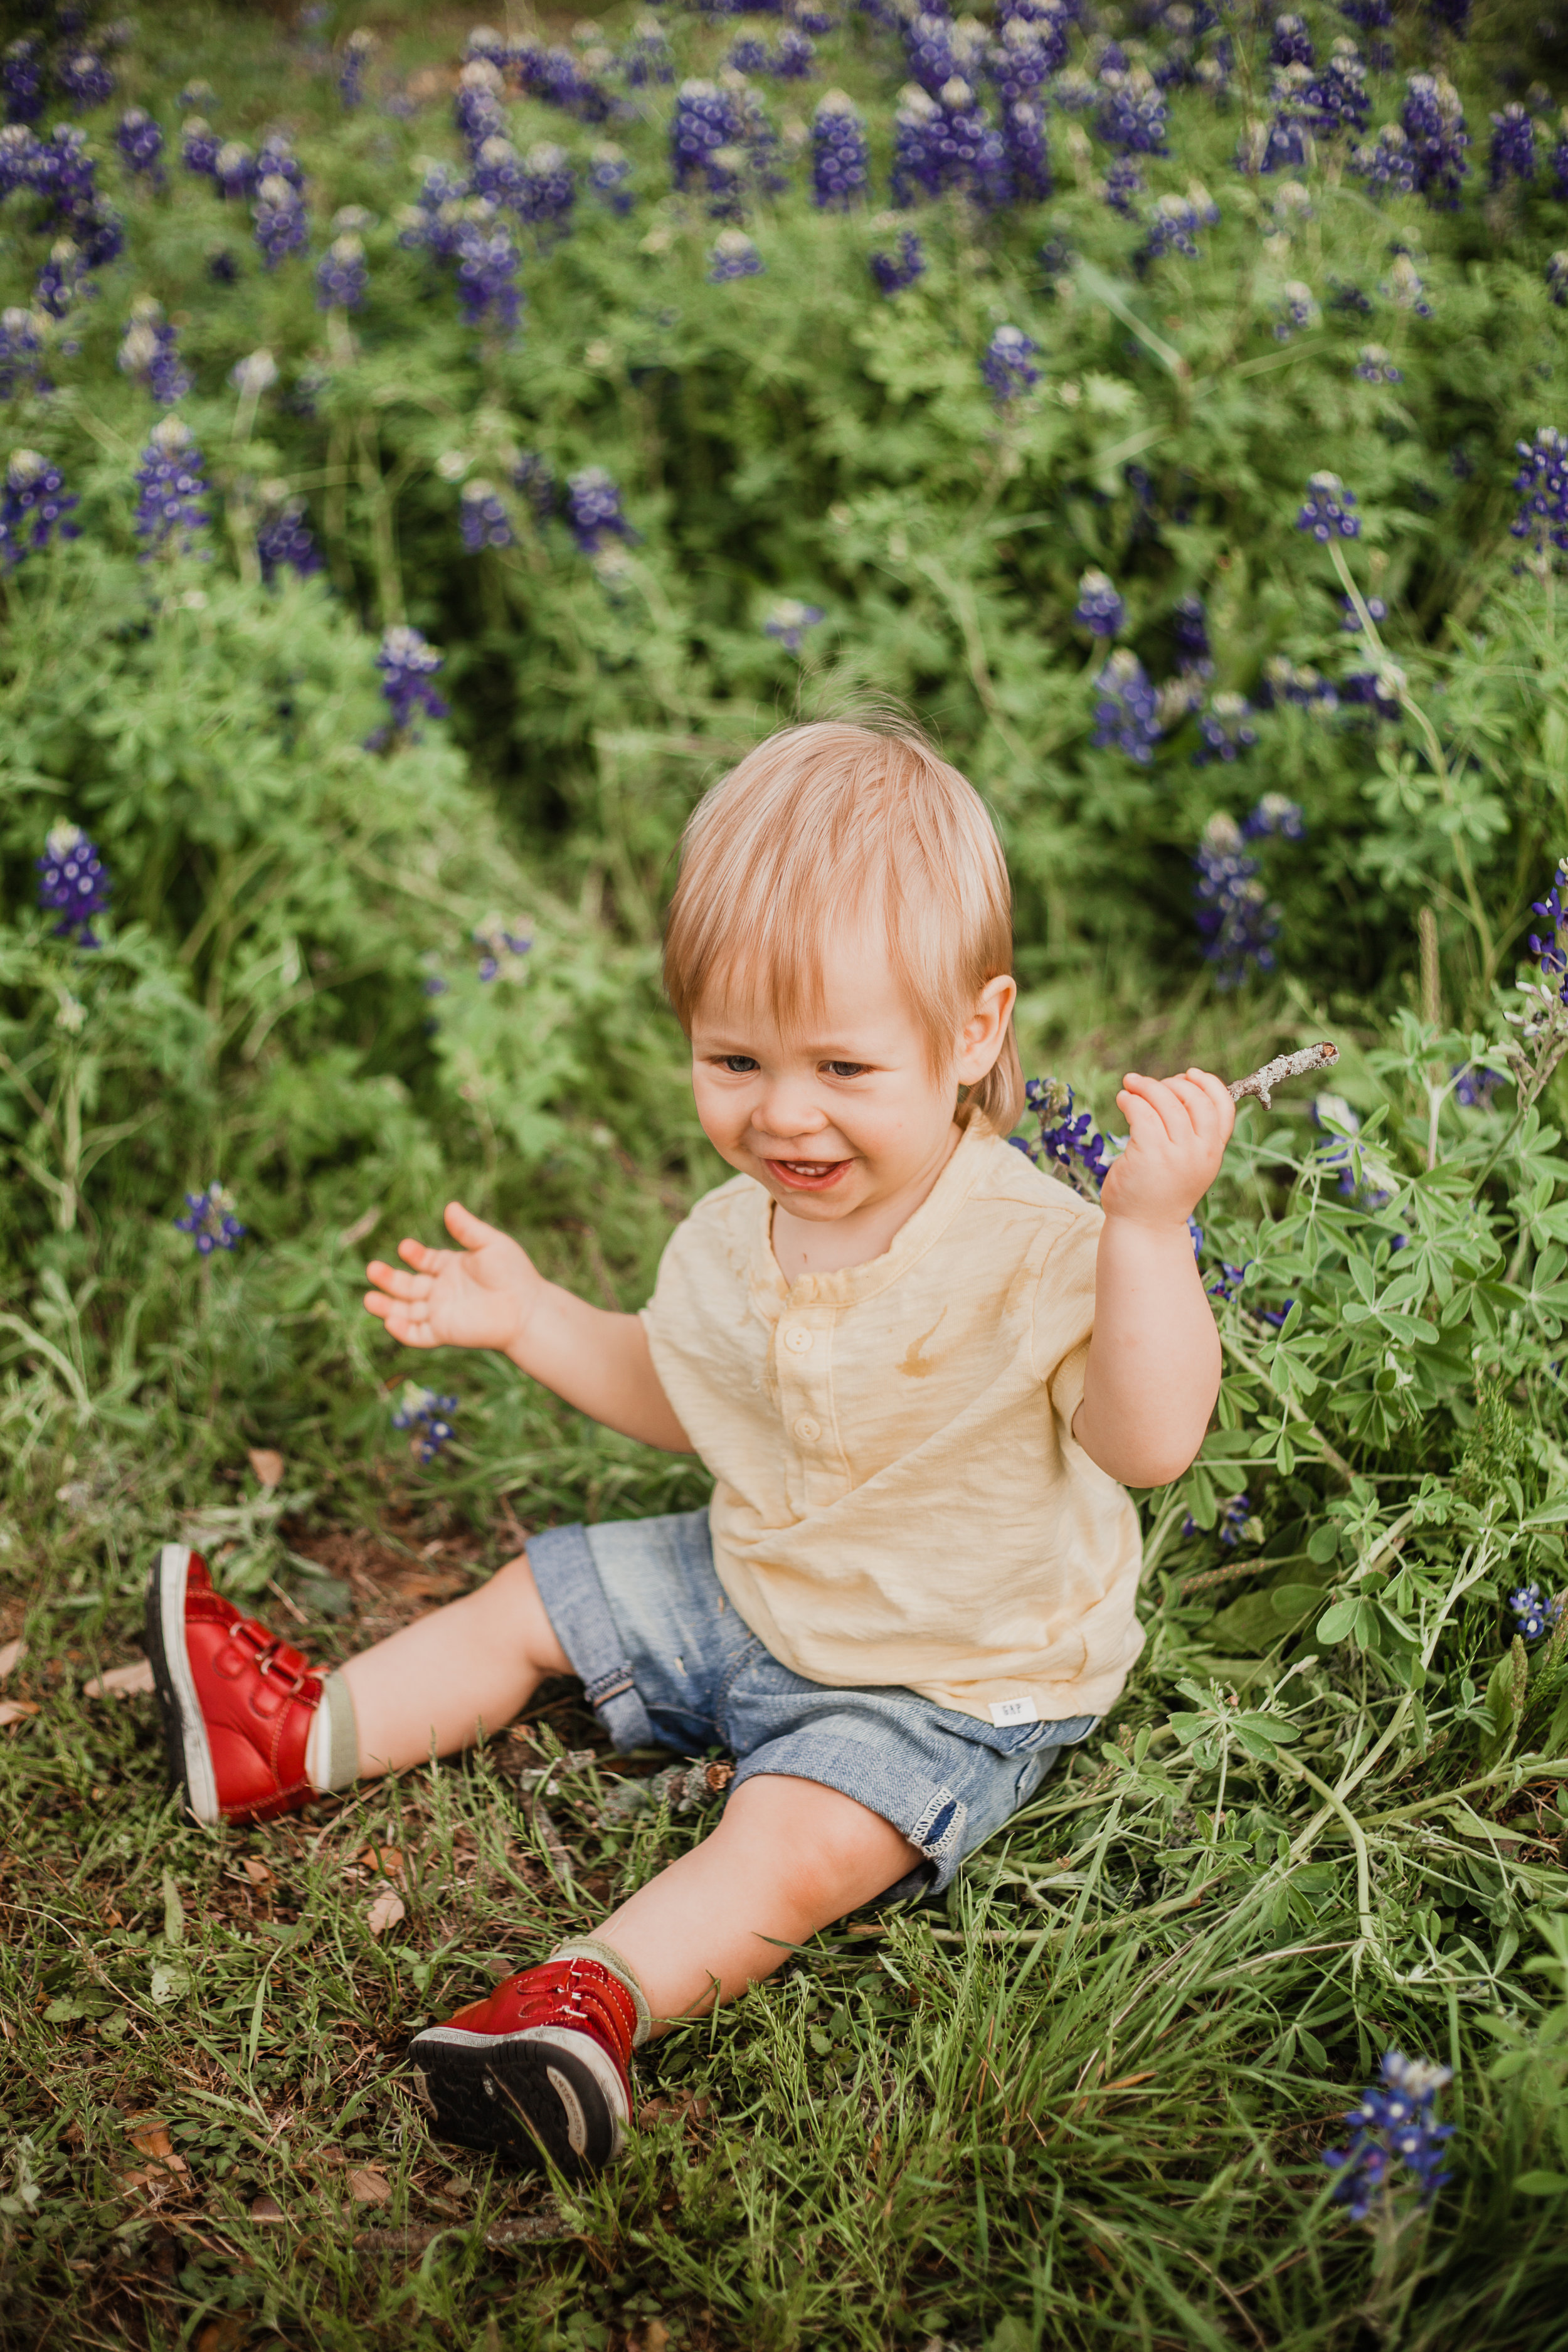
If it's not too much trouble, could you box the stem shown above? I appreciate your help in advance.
[1284,1757,1375,1947]
[1218,1326,1355,1484]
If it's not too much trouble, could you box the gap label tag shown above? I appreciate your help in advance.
[988,1696,1039,1727]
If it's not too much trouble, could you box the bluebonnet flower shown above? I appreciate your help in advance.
[729,34,771,73]
[1340,669,1402,722]
[1508,1583,1563,1640]
[1246,110,1308,176]
[1510,429,1568,564]
[1323,2052,1455,2222]
[453,212,523,332]
[392,1381,459,1463]
[1451,1064,1500,1108]
[588,142,633,211]
[1172,594,1213,675]
[133,416,211,558]
[771,31,818,79]
[891,78,1010,209]
[982,323,1039,406]
[1244,793,1306,840]
[33,240,85,321]
[175,1184,246,1256]
[989,16,1065,109]
[1194,812,1279,986]
[812,89,869,207]
[1137,183,1217,268]
[1528,856,1567,999]
[871,230,924,294]
[3,38,46,125]
[764,596,825,652]
[565,467,634,555]
[1012,1076,1111,1199]
[207,244,238,283]
[622,16,675,87]
[35,822,108,945]
[253,172,309,269]
[56,50,114,112]
[455,56,507,149]
[213,140,256,201]
[255,491,322,584]
[1103,157,1143,215]
[1183,1490,1253,1543]
[0,305,50,400]
[793,1,838,31]
[1195,692,1259,765]
[460,477,516,551]
[1489,102,1537,189]
[1259,657,1337,713]
[181,115,220,180]
[670,79,742,190]
[117,299,191,405]
[315,231,367,309]
[1426,0,1471,26]
[1340,0,1392,29]
[511,448,559,521]
[1001,100,1052,200]
[1350,122,1416,196]
[904,11,958,95]
[376,624,448,728]
[473,914,533,980]
[1549,252,1568,309]
[1401,75,1476,208]
[339,28,376,110]
[709,226,763,278]
[1297,470,1360,541]
[1052,68,1098,115]
[1274,279,1317,339]
[1074,568,1125,637]
[1205,1259,1249,1301]
[1271,14,1314,65]
[1354,344,1402,384]
[1093,651,1160,763]
[519,141,576,240]
[115,107,163,183]
[1383,251,1431,316]
[1096,66,1168,155]
[177,80,217,114]
[1301,45,1370,140]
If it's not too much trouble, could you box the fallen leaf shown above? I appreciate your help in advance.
[0,1638,25,1679]
[346,2166,392,2205]
[84,1658,154,1698]
[196,2318,250,2352]
[0,1700,40,1727]
[240,1856,273,1888]
[248,1448,285,1489]
[644,2324,672,2352]
[360,1843,403,1879]
[127,2124,176,2161]
[365,1887,406,1938]
[249,2193,287,2223]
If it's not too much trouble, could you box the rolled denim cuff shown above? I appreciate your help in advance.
[526,1520,655,1753]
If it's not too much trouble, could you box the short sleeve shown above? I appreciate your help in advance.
[1030,1204,1101,1431]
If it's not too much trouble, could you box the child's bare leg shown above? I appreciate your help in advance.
[593,1773,921,2028]
[338,1549,570,1775]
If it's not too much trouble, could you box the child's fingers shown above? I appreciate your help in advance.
[1185,1067,1237,1140]
[445,1200,506,1249]
[395,1237,447,1274]
[1162,1074,1217,1137]
[1119,1074,1183,1146]
[1116,1086,1173,1150]
[368,1259,433,1301]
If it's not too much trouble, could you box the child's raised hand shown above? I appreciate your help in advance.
[363,1202,543,1356]
[1100,1068,1235,1229]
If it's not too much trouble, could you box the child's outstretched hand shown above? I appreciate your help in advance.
[1101,1067,1235,1229]
[364,1203,544,1355]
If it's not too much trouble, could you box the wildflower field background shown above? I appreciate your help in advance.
[4,0,1568,2344]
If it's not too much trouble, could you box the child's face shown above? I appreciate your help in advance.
[689,920,1012,1229]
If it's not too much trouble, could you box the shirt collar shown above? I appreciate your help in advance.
[748,1115,994,1311]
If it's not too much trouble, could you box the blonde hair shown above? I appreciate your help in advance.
[663,716,1023,1133]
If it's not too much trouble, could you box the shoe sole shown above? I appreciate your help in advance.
[143,1544,221,1827]
[407,2023,628,2175]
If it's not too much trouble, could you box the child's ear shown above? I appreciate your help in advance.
[957,974,1017,1079]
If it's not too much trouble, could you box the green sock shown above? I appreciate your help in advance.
[306,1670,360,1794]
[549,1937,652,2048]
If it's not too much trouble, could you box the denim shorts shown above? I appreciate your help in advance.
[527,1507,1097,1899]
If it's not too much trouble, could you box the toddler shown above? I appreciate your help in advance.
[145,718,1234,2176]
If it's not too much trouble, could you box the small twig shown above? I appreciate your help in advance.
[1229,1042,1340,1110]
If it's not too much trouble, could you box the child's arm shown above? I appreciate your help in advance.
[364,1202,694,1453]
[1071,1069,1234,1490]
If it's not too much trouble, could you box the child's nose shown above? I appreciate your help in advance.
[751,1080,828,1140]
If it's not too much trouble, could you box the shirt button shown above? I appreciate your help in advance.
[794,1415,821,1443]
[783,1325,813,1354]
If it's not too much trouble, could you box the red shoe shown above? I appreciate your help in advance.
[144,1544,322,1827]
[408,1959,637,2174]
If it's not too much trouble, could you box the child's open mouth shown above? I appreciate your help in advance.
[765,1158,851,1191]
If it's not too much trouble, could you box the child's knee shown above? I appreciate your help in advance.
[480,1547,573,1678]
[724,1772,919,1909]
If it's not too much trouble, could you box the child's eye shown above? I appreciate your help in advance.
[824,1061,867,1080]
[718,1055,758,1074]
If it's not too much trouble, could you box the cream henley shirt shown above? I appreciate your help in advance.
[639,1117,1145,1724]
